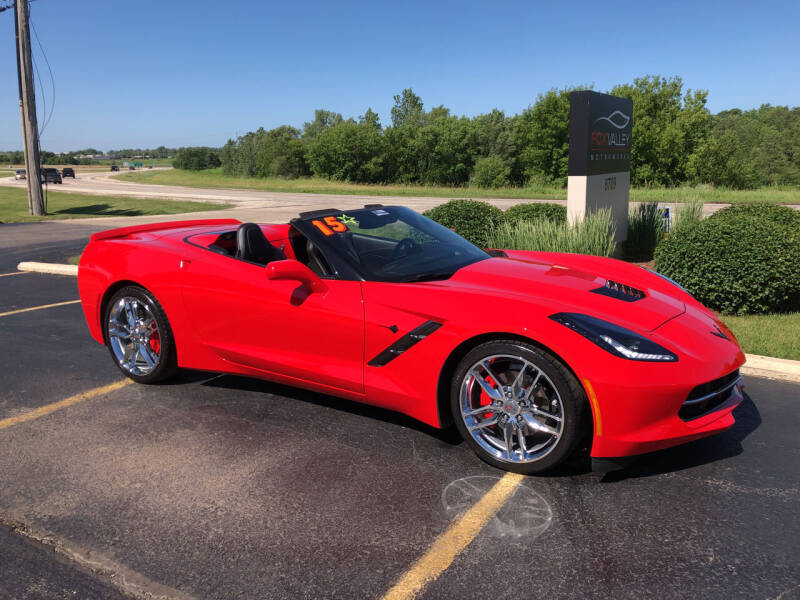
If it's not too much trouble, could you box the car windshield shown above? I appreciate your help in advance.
[298,206,489,282]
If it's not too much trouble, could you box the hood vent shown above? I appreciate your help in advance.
[591,279,645,302]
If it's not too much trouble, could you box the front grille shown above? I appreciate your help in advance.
[679,369,741,420]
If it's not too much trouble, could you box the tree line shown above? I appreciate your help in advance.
[0,146,177,165]
[213,75,798,189]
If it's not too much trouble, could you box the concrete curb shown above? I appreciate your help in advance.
[17,261,78,277]
[742,354,800,384]
[10,261,800,384]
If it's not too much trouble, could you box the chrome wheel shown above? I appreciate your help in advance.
[459,354,564,464]
[107,296,161,376]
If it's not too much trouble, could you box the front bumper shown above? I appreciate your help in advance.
[583,307,746,459]
[589,377,744,458]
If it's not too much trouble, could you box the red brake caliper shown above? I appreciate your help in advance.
[480,375,495,419]
[148,330,161,355]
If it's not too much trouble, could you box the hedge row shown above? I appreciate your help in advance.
[654,203,800,315]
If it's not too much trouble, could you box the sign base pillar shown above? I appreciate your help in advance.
[567,171,629,243]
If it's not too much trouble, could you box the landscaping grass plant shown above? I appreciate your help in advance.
[622,202,666,260]
[672,197,704,232]
[486,208,616,257]
[0,187,230,223]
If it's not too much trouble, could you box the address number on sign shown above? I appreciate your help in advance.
[603,177,616,192]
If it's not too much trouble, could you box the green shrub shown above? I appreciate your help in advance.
[505,203,567,225]
[708,201,800,227]
[622,202,666,260]
[423,199,505,247]
[672,197,704,233]
[471,156,511,188]
[654,214,800,315]
[486,208,616,257]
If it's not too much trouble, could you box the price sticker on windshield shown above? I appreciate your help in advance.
[312,216,348,236]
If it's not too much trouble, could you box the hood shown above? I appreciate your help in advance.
[449,255,685,331]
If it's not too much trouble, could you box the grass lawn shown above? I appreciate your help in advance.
[0,186,230,223]
[115,169,567,200]
[722,313,800,361]
[115,168,800,204]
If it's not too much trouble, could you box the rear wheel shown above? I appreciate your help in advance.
[451,340,587,474]
[104,286,177,384]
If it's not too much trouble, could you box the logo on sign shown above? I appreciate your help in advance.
[592,110,631,129]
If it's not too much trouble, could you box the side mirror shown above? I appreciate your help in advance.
[266,259,328,294]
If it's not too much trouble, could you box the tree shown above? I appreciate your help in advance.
[302,109,344,140]
[391,88,425,128]
[611,75,710,186]
[307,120,385,183]
[687,130,757,188]
[513,88,575,186]
[220,126,309,178]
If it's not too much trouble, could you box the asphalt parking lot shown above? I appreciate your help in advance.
[1,224,799,599]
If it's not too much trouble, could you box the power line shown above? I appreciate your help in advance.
[30,13,55,136]
[32,51,46,136]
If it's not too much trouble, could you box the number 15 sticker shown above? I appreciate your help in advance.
[312,216,348,236]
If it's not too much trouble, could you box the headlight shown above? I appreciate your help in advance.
[549,312,678,362]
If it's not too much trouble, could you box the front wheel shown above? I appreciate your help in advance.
[451,340,587,474]
[104,285,177,384]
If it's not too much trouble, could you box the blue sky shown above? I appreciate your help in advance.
[1,0,798,151]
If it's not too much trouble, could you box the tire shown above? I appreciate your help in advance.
[450,340,587,474]
[103,285,177,384]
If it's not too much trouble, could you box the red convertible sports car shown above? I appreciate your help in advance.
[78,205,746,474]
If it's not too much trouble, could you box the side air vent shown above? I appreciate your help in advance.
[591,279,645,302]
[368,321,442,367]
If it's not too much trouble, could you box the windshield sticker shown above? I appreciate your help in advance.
[312,216,348,236]
[372,209,389,216]
[339,213,358,226]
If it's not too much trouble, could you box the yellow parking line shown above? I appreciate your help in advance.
[0,299,81,318]
[0,271,27,278]
[381,472,524,600]
[0,380,132,431]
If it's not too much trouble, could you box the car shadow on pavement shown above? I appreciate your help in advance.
[600,394,762,482]
[196,372,464,445]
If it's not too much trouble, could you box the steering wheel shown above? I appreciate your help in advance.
[388,237,419,262]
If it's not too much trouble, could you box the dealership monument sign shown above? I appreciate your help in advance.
[567,90,633,243]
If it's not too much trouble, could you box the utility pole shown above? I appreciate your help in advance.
[14,0,44,215]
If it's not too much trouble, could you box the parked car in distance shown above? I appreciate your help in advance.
[14,169,26,180]
[41,167,62,184]
[129,166,135,170]
[110,165,120,172]
[62,167,75,178]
